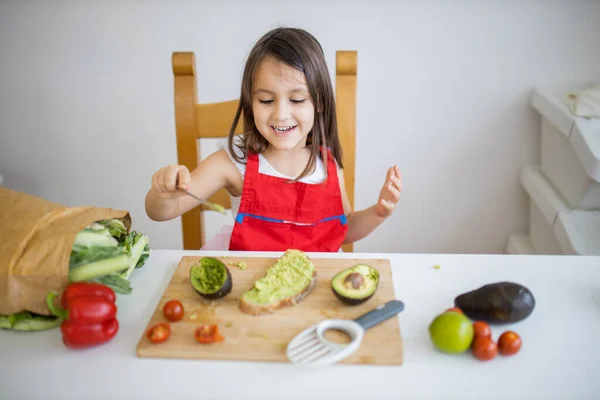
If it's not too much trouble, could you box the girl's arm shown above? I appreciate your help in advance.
[338,165,402,244]
[145,149,241,221]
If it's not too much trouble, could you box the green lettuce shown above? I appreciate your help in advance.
[0,312,62,331]
[68,218,151,294]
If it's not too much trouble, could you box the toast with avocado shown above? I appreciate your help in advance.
[239,249,316,316]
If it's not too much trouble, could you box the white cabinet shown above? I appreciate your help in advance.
[507,84,600,255]
[532,85,600,209]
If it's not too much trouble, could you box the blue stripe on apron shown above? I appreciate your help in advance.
[235,213,347,226]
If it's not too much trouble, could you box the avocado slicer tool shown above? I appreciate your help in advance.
[286,299,405,366]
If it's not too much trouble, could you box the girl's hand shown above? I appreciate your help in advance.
[151,165,191,197]
[375,165,402,218]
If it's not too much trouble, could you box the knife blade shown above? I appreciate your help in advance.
[177,186,228,215]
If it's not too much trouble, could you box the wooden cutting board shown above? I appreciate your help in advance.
[136,255,403,365]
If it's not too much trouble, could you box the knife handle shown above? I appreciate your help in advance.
[354,300,405,330]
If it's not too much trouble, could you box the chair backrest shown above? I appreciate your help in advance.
[172,50,357,252]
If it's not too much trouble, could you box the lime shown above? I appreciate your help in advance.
[429,311,474,353]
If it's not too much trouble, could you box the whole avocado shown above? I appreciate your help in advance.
[454,281,535,323]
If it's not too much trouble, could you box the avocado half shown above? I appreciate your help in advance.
[189,257,232,300]
[331,264,379,305]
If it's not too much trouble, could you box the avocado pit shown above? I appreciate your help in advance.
[344,272,365,290]
[331,264,379,305]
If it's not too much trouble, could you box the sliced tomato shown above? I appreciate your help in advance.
[194,324,224,344]
[147,322,171,344]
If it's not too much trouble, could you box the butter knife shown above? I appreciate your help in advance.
[177,186,227,215]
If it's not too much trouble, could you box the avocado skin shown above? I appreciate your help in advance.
[189,258,233,300]
[331,264,379,306]
[454,281,535,323]
[332,289,374,305]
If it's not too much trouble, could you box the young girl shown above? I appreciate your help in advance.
[145,27,402,252]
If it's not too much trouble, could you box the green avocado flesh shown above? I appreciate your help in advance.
[242,249,315,305]
[189,257,232,299]
[331,264,379,305]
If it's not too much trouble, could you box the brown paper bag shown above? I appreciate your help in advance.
[0,187,131,316]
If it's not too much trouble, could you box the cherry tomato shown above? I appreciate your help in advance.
[194,324,224,344]
[147,322,171,344]
[445,307,463,314]
[472,321,491,339]
[163,299,184,322]
[471,337,497,361]
[498,331,521,356]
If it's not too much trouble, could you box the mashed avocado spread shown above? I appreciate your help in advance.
[190,257,228,294]
[242,249,315,305]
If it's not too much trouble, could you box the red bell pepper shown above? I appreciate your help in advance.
[60,282,116,308]
[61,318,119,349]
[46,282,119,349]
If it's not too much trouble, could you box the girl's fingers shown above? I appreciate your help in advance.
[378,165,402,216]
[390,175,402,191]
[177,166,191,190]
[386,166,393,177]
[151,165,192,195]
[156,169,168,193]
[164,166,180,192]
[160,169,170,192]
[380,198,394,214]
[385,166,402,191]
[394,165,402,179]
[386,184,402,201]
[381,166,396,200]
[151,173,159,192]
[384,166,394,184]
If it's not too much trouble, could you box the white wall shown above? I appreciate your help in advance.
[1,0,599,254]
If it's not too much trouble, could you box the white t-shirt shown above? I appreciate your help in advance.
[217,136,326,219]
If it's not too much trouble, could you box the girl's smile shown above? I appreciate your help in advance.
[270,124,298,136]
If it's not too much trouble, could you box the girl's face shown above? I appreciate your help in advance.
[251,56,315,152]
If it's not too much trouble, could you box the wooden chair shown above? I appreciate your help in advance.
[172,50,357,252]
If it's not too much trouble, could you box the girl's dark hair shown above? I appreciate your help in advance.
[227,27,343,182]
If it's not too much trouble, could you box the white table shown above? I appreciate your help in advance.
[2,250,599,399]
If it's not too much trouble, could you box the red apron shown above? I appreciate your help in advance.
[228,149,348,252]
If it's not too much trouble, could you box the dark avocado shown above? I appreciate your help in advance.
[331,264,379,305]
[189,257,232,300]
[454,281,535,323]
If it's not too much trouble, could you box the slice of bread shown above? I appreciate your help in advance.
[239,249,317,316]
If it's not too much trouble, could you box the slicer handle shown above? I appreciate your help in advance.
[354,300,405,330]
